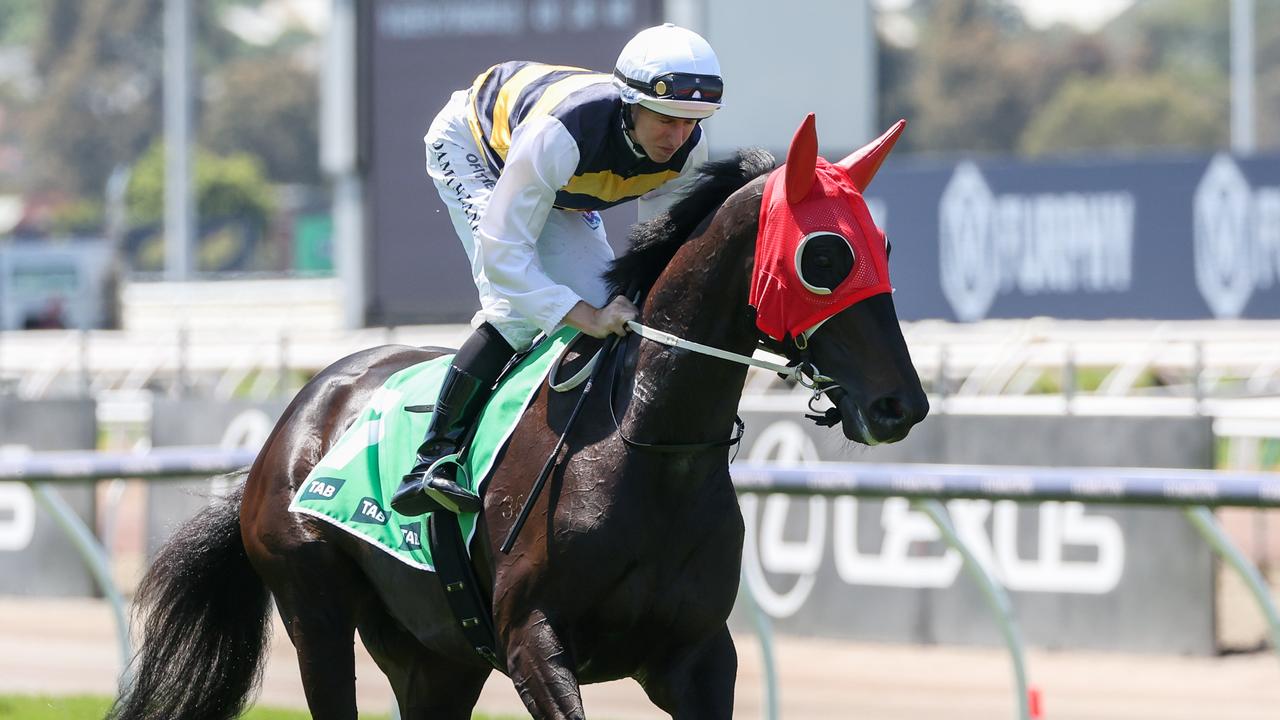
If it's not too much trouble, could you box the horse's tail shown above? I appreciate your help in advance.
[108,474,272,720]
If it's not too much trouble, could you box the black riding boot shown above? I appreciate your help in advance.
[390,323,515,516]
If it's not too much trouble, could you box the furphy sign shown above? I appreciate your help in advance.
[861,151,1280,321]
[938,162,1135,321]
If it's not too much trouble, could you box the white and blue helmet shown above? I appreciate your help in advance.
[613,24,724,120]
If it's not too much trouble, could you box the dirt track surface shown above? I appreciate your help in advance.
[2,597,1278,719]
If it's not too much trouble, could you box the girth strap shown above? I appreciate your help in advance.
[427,511,506,673]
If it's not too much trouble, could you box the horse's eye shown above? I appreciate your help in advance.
[797,232,854,295]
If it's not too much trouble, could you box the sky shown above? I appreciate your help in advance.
[1007,0,1137,31]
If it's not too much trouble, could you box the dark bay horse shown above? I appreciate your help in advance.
[110,117,928,720]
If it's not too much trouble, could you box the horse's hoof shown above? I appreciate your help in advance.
[390,478,446,516]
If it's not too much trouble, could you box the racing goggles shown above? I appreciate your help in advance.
[615,71,724,103]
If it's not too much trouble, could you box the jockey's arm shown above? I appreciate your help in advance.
[476,117,633,339]
[636,131,708,223]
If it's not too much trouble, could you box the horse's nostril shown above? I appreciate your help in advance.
[871,396,906,424]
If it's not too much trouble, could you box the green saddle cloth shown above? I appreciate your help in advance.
[288,328,578,571]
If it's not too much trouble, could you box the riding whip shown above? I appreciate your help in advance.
[499,310,630,554]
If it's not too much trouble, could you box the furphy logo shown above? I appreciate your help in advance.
[1193,154,1280,318]
[939,162,1135,321]
[353,497,389,525]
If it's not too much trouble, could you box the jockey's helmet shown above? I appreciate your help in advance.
[613,23,723,120]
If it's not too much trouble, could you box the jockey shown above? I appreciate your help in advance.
[391,23,725,516]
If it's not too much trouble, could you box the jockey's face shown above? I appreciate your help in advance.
[629,105,698,163]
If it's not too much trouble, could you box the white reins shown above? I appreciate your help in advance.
[550,320,833,393]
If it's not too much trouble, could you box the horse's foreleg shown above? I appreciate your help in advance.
[505,609,586,720]
[638,624,738,720]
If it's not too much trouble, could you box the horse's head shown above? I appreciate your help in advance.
[750,114,928,444]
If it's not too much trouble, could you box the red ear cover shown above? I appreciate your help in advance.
[784,113,819,204]
[837,119,906,192]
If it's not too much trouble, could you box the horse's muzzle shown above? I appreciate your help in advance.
[834,388,928,445]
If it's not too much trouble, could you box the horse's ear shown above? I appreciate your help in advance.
[837,119,906,192]
[785,113,819,204]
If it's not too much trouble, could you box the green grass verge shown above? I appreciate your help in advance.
[0,694,524,720]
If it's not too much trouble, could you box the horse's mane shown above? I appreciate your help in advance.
[605,148,776,298]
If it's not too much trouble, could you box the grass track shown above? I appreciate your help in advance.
[0,694,524,720]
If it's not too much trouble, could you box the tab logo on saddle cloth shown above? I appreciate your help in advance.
[399,522,423,551]
[352,497,389,525]
[300,477,345,502]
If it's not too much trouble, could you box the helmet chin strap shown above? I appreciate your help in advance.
[621,105,648,159]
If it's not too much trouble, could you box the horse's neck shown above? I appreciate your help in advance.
[623,230,756,446]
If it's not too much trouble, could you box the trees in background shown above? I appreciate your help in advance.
[0,0,319,272]
[25,0,164,199]
[21,0,315,196]
[1020,74,1223,156]
[879,0,1279,157]
[123,140,276,272]
[890,0,1041,154]
[1253,2,1280,150]
[126,141,273,231]
[202,56,319,185]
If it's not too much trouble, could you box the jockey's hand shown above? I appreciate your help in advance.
[565,297,638,338]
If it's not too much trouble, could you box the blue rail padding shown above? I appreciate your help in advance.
[0,446,260,482]
[730,461,1280,508]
